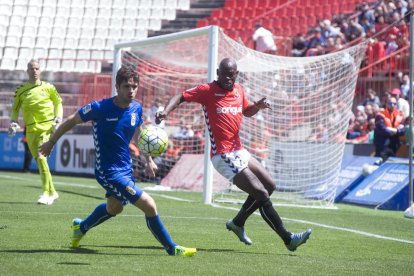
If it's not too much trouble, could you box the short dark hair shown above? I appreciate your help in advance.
[115,66,139,87]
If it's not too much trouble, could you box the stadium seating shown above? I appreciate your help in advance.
[0,0,190,73]
[197,0,375,48]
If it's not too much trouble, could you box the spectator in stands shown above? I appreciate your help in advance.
[360,15,375,35]
[384,1,398,19]
[175,120,194,139]
[321,19,342,43]
[324,37,337,54]
[306,42,324,56]
[391,88,410,119]
[8,59,62,205]
[334,36,345,50]
[39,66,196,256]
[252,23,277,54]
[22,127,32,173]
[396,15,409,38]
[380,91,391,108]
[396,0,408,17]
[364,103,376,121]
[399,73,412,99]
[156,57,312,251]
[362,88,381,107]
[375,14,389,41]
[146,99,165,128]
[347,114,368,140]
[374,4,386,18]
[404,0,414,22]
[345,17,366,41]
[374,96,405,160]
[291,33,308,57]
[307,27,324,49]
[372,103,381,115]
[385,33,399,56]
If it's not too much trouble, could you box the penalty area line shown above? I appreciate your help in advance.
[211,203,414,245]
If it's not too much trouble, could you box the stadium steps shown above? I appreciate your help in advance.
[149,0,226,37]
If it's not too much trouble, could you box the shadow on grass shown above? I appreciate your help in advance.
[25,185,104,200]
[91,244,266,255]
[57,262,91,266]
[0,248,97,254]
[0,201,35,205]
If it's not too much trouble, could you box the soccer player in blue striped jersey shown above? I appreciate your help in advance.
[40,66,196,257]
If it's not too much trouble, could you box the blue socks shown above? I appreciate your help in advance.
[146,215,177,255]
[78,204,176,255]
[80,203,113,234]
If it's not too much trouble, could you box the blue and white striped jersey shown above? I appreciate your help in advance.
[78,97,143,174]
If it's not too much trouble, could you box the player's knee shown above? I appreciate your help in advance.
[107,202,123,215]
[135,193,158,216]
[260,198,272,207]
[253,188,269,202]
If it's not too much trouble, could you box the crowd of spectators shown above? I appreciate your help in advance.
[346,75,410,158]
[291,0,413,58]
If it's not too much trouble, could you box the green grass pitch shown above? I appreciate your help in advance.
[0,171,413,275]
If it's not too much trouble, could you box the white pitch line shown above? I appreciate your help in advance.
[0,174,98,189]
[148,193,194,202]
[211,203,414,245]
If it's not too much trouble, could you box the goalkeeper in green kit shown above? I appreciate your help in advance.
[9,59,63,205]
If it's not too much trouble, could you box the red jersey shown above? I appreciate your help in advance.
[182,81,249,155]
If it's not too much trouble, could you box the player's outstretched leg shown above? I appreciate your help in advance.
[146,215,196,257]
[258,199,312,251]
[70,203,114,248]
[71,218,85,248]
[285,229,312,252]
[226,220,252,245]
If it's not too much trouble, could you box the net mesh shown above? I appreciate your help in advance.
[120,28,367,207]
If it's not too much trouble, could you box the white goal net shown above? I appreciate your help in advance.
[114,26,367,208]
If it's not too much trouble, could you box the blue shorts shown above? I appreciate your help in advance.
[96,170,143,205]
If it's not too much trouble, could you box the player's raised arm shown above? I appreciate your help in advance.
[40,112,83,157]
[243,97,271,117]
[155,94,185,124]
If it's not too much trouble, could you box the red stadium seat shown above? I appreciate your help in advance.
[242,9,256,18]
[211,9,223,18]
[197,18,209,28]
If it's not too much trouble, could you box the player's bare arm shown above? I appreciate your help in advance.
[39,112,83,157]
[243,97,271,117]
[134,125,157,177]
[155,94,184,124]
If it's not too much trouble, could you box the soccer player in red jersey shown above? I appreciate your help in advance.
[156,58,312,252]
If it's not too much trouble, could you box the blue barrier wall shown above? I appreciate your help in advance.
[0,132,56,171]
[342,158,413,210]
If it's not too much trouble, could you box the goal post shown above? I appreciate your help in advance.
[113,26,367,208]
[113,26,219,204]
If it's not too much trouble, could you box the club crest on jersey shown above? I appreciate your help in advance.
[126,186,136,195]
[82,104,91,114]
[233,89,240,99]
[131,113,136,126]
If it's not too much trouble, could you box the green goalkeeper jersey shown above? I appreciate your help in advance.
[10,80,63,132]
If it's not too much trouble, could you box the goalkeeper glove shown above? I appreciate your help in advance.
[8,122,21,137]
[52,117,62,132]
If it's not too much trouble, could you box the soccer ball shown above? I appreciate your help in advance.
[138,125,169,157]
